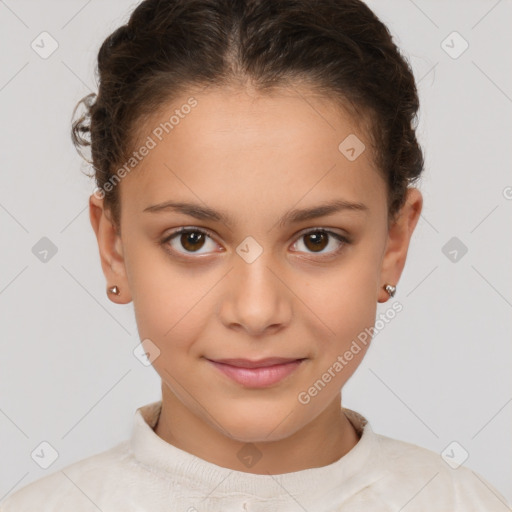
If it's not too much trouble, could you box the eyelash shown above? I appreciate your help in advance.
[161,226,351,261]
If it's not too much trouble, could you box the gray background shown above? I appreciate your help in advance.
[1,0,511,506]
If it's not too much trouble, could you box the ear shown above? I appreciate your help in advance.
[89,193,132,304]
[377,187,423,303]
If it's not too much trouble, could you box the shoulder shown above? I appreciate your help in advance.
[0,440,146,512]
[366,432,511,510]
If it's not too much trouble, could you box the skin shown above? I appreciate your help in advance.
[89,84,422,474]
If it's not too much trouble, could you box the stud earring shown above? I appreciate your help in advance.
[107,285,120,296]
[384,284,396,298]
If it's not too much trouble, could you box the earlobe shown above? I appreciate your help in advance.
[88,193,132,304]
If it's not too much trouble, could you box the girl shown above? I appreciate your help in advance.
[2,0,509,510]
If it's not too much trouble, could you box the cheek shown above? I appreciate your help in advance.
[123,239,203,342]
[132,276,207,346]
[330,272,378,334]
[303,250,380,364]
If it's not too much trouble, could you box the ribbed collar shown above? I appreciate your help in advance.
[130,400,385,504]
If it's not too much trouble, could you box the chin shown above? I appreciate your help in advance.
[211,405,304,444]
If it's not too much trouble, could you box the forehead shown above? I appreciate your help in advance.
[120,85,386,219]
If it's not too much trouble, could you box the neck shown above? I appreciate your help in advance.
[153,382,360,475]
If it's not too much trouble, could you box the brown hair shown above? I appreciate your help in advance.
[71,0,424,231]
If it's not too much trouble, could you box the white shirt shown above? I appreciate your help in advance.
[1,400,509,511]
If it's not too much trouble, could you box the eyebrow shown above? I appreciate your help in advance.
[143,198,369,227]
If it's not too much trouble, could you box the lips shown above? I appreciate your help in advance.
[206,357,306,388]
[208,357,304,369]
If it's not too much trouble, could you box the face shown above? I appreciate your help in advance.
[90,84,422,443]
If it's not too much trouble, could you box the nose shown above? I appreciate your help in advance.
[217,251,293,337]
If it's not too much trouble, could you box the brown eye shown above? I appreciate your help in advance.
[303,231,329,252]
[162,228,219,256]
[179,231,206,252]
[292,229,349,257]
